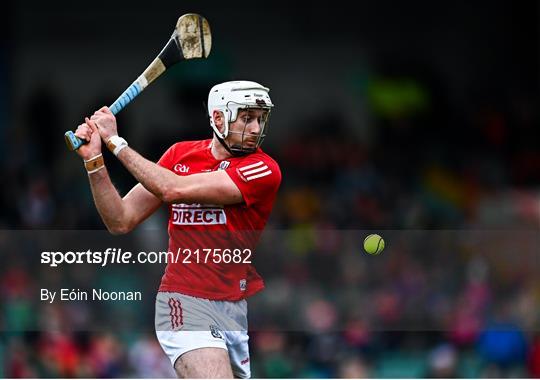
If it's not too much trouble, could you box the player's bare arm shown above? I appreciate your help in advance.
[85,107,243,206]
[74,120,161,234]
[118,147,243,205]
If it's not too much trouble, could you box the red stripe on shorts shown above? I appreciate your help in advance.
[168,298,184,329]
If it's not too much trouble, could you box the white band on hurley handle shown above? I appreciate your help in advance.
[106,135,129,156]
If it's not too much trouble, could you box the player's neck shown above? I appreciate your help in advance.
[210,137,233,161]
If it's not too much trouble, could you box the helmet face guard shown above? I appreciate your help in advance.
[225,102,272,155]
[207,81,274,156]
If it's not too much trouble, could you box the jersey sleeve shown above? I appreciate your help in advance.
[226,156,282,207]
[157,143,181,170]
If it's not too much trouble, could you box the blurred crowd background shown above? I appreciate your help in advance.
[1,0,540,378]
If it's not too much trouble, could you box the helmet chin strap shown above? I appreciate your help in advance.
[214,132,250,157]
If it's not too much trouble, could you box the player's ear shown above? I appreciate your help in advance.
[213,110,224,132]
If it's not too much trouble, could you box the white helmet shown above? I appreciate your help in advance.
[208,80,274,154]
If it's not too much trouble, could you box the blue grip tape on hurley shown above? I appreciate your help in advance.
[109,82,142,115]
[64,130,84,150]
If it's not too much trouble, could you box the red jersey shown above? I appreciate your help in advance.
[156,139,281,301]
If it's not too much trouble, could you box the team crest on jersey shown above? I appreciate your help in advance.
[218,161,230,170]
[240,279,247,292]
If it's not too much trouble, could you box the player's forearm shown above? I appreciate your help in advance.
[87,168,132,234]
[116,147,183,203]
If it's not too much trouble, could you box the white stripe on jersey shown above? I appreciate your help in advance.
[242,165,269,176]
[245,170,272,181]
[238,161,264,171]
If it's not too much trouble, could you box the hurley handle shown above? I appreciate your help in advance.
[63,80,144,151]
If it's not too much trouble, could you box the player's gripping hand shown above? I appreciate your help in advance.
[89,106,118,143]
[74,117,102,160]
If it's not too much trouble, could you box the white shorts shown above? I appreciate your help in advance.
[155,292,251,378]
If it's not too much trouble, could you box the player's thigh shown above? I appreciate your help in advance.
[174,347,234,378]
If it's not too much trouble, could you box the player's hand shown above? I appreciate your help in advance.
[90,106,118,142]
[74,117,102,160]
